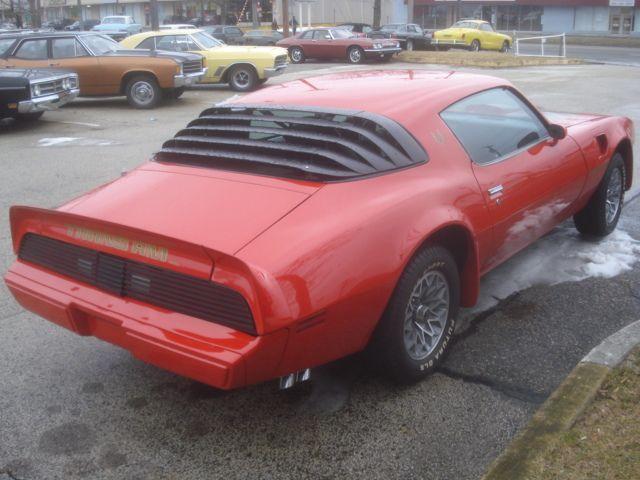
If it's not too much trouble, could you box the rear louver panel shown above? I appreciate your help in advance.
[153,104,428,181]
[18,233,256,334]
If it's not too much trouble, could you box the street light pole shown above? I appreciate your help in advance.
[150,0,158,30]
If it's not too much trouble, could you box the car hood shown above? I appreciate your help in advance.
[61,165,320,256]
[105,49,203,62]
[543,111,605,127]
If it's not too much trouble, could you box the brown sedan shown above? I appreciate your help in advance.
[276,27,401,64]
[0,32,206,108]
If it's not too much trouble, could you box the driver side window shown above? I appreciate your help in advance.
[440,88,549,165]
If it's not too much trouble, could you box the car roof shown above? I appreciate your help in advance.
[130,29,204,39]
[0,31,102,38]
[235,70,510,134]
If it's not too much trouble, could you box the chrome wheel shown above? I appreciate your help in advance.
[349,47,362,63]
[605,167,623,224]
[471,40,480,52]
[403,270,450,361]
[232,69,251,89]
[290,48,303,62]
[131,80,155,106]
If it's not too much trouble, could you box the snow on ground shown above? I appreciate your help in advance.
[467,223,640,316]
[37,137,117,147]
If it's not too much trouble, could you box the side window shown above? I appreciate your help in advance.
[481,24,493,32]
[14,39,48,60]
[300,30,313,39]
[0,38,16,56]
[137,37,156,49]
[407,25,417,33]
[227,27,242,35]
[399,25,407,33]
[155,35,180,52]
[185,36,200,50]
[441,88,549,165]
[52,38,88,58]
[363,26,372,34]
[313,30,330,40]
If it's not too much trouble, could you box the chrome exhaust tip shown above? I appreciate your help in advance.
[279,368,311,390]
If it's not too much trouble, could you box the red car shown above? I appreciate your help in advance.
[5,71,634,390]
[276,27,401,64]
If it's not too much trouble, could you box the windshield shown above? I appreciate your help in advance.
[191,31,223,48]
[331,29,353,39]
[102,17,127,24]
[82,34,121,54]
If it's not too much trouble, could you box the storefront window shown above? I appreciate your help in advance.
[518,6,543,31]
[416,5,448,30]
[496,5,517,30]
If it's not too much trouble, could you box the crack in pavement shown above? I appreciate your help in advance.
[437,366,548,405]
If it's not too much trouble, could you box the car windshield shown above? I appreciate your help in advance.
[102,17,127,24]
[331,29,353,39]
[0,37,15,55]
[191,31,223,48]
[81,34,121,54]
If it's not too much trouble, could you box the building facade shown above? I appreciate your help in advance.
[414,0,640,34]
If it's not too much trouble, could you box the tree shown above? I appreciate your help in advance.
[373,0,380,29]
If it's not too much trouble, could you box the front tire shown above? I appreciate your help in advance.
[470,39,481,52]
[228,65,258,92]
[347,46,364,64]
[373,246,459,383]
[289,46,305,63]
[125,75,161,109]
[574,153,625,237]
[14,111,44,122]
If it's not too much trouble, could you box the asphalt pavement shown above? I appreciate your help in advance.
[516,43,640,66]
[1,61,639,480]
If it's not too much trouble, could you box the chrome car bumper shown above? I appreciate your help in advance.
[432,39,467,46]
[364,47,402,56]
[174,68,207,87]
[18,88,80,113]
[263,65,287,78]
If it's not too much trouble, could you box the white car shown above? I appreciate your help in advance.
[92,16,142,35]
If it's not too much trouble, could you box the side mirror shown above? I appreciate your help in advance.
[548,123,566,140]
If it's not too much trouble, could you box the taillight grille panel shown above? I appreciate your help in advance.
[18,233,256,334]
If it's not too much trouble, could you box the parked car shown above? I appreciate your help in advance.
[0,32,206,108]
[4,70,633,390]
[163,15,188,25]
[371,23,431,50]
[276,27,401,64]
[202,25,244,44]
[121,29,287,92]
[336,22,373,37]
[0,67,78,121]
[188,16,214,27]
[92,16,142,36]
[42,18,75,31]
[240,30,283,46]
[64,19,101,31]
[433,19,512,52]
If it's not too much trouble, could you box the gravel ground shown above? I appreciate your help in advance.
[1,61,639,480]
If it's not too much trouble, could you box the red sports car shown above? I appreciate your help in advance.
[5,71,634,390]
[276,27,401,64]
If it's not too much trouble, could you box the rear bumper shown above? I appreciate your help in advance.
[4,261,289,390]
[18,88,79,113]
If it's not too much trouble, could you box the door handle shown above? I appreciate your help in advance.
[488,185,503,196]
[49,63,60,67]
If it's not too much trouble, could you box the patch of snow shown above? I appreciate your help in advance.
[38,137,79,147]
[467,225,640,315]
[37,137,117,147]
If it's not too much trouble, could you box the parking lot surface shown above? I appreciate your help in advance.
[1,62,639,480]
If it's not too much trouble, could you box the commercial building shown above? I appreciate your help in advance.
[414,1,640,34]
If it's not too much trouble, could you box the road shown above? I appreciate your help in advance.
[1,62,639,480]
[516,43,640,66]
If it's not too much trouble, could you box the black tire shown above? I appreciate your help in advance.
[500,41,510,53]
[171,87,185,99]
[470,39,481,52]
[258,78,268,85]
[125,75,161,109]
[347,46,364,64]
[574,153,626,237]
[14,111,44,122]
[289,46,305,63]
[381,53,393,62]
[372,245,459,383]
[227,65,258,92]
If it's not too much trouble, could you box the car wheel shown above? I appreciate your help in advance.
[470,39,481,52]
[500,41,510,53]
[574,153,625,237]
[406,39,414,51]
[372,245,459,383]
[171,87,185,99]
[347,46,364,64]
[228,65,258,92]
[381,53,393,62]
[125,75,161,109]
[14,111,44,122]
[289,46,305,63]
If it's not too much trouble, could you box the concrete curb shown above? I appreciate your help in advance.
[482,319,640,480]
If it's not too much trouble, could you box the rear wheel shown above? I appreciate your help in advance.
[381,53,393,62]
[500,41,510,53]
[348,46,364,64]
[289,46,305,63]
[574,153,625,237]
[125,75,161,109]
[470,39,481,52]
[372,246,459,383]
[228,65,258,92]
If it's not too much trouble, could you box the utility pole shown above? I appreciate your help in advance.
[373,0,380,28]
[150,0,158,30]
[282,0,289,37]
[251,0,258,27]
[407,0,414,23]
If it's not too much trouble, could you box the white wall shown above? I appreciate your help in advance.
[574,6,610,32]
[274,0,395,26]
[541,6,574,33]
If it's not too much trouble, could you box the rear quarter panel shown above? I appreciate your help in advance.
[97,56,178,91]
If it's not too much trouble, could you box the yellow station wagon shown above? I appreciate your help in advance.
[121,29,288,91]
[433,20,512,53]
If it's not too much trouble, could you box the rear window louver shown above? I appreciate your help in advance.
[153,105,428,181]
